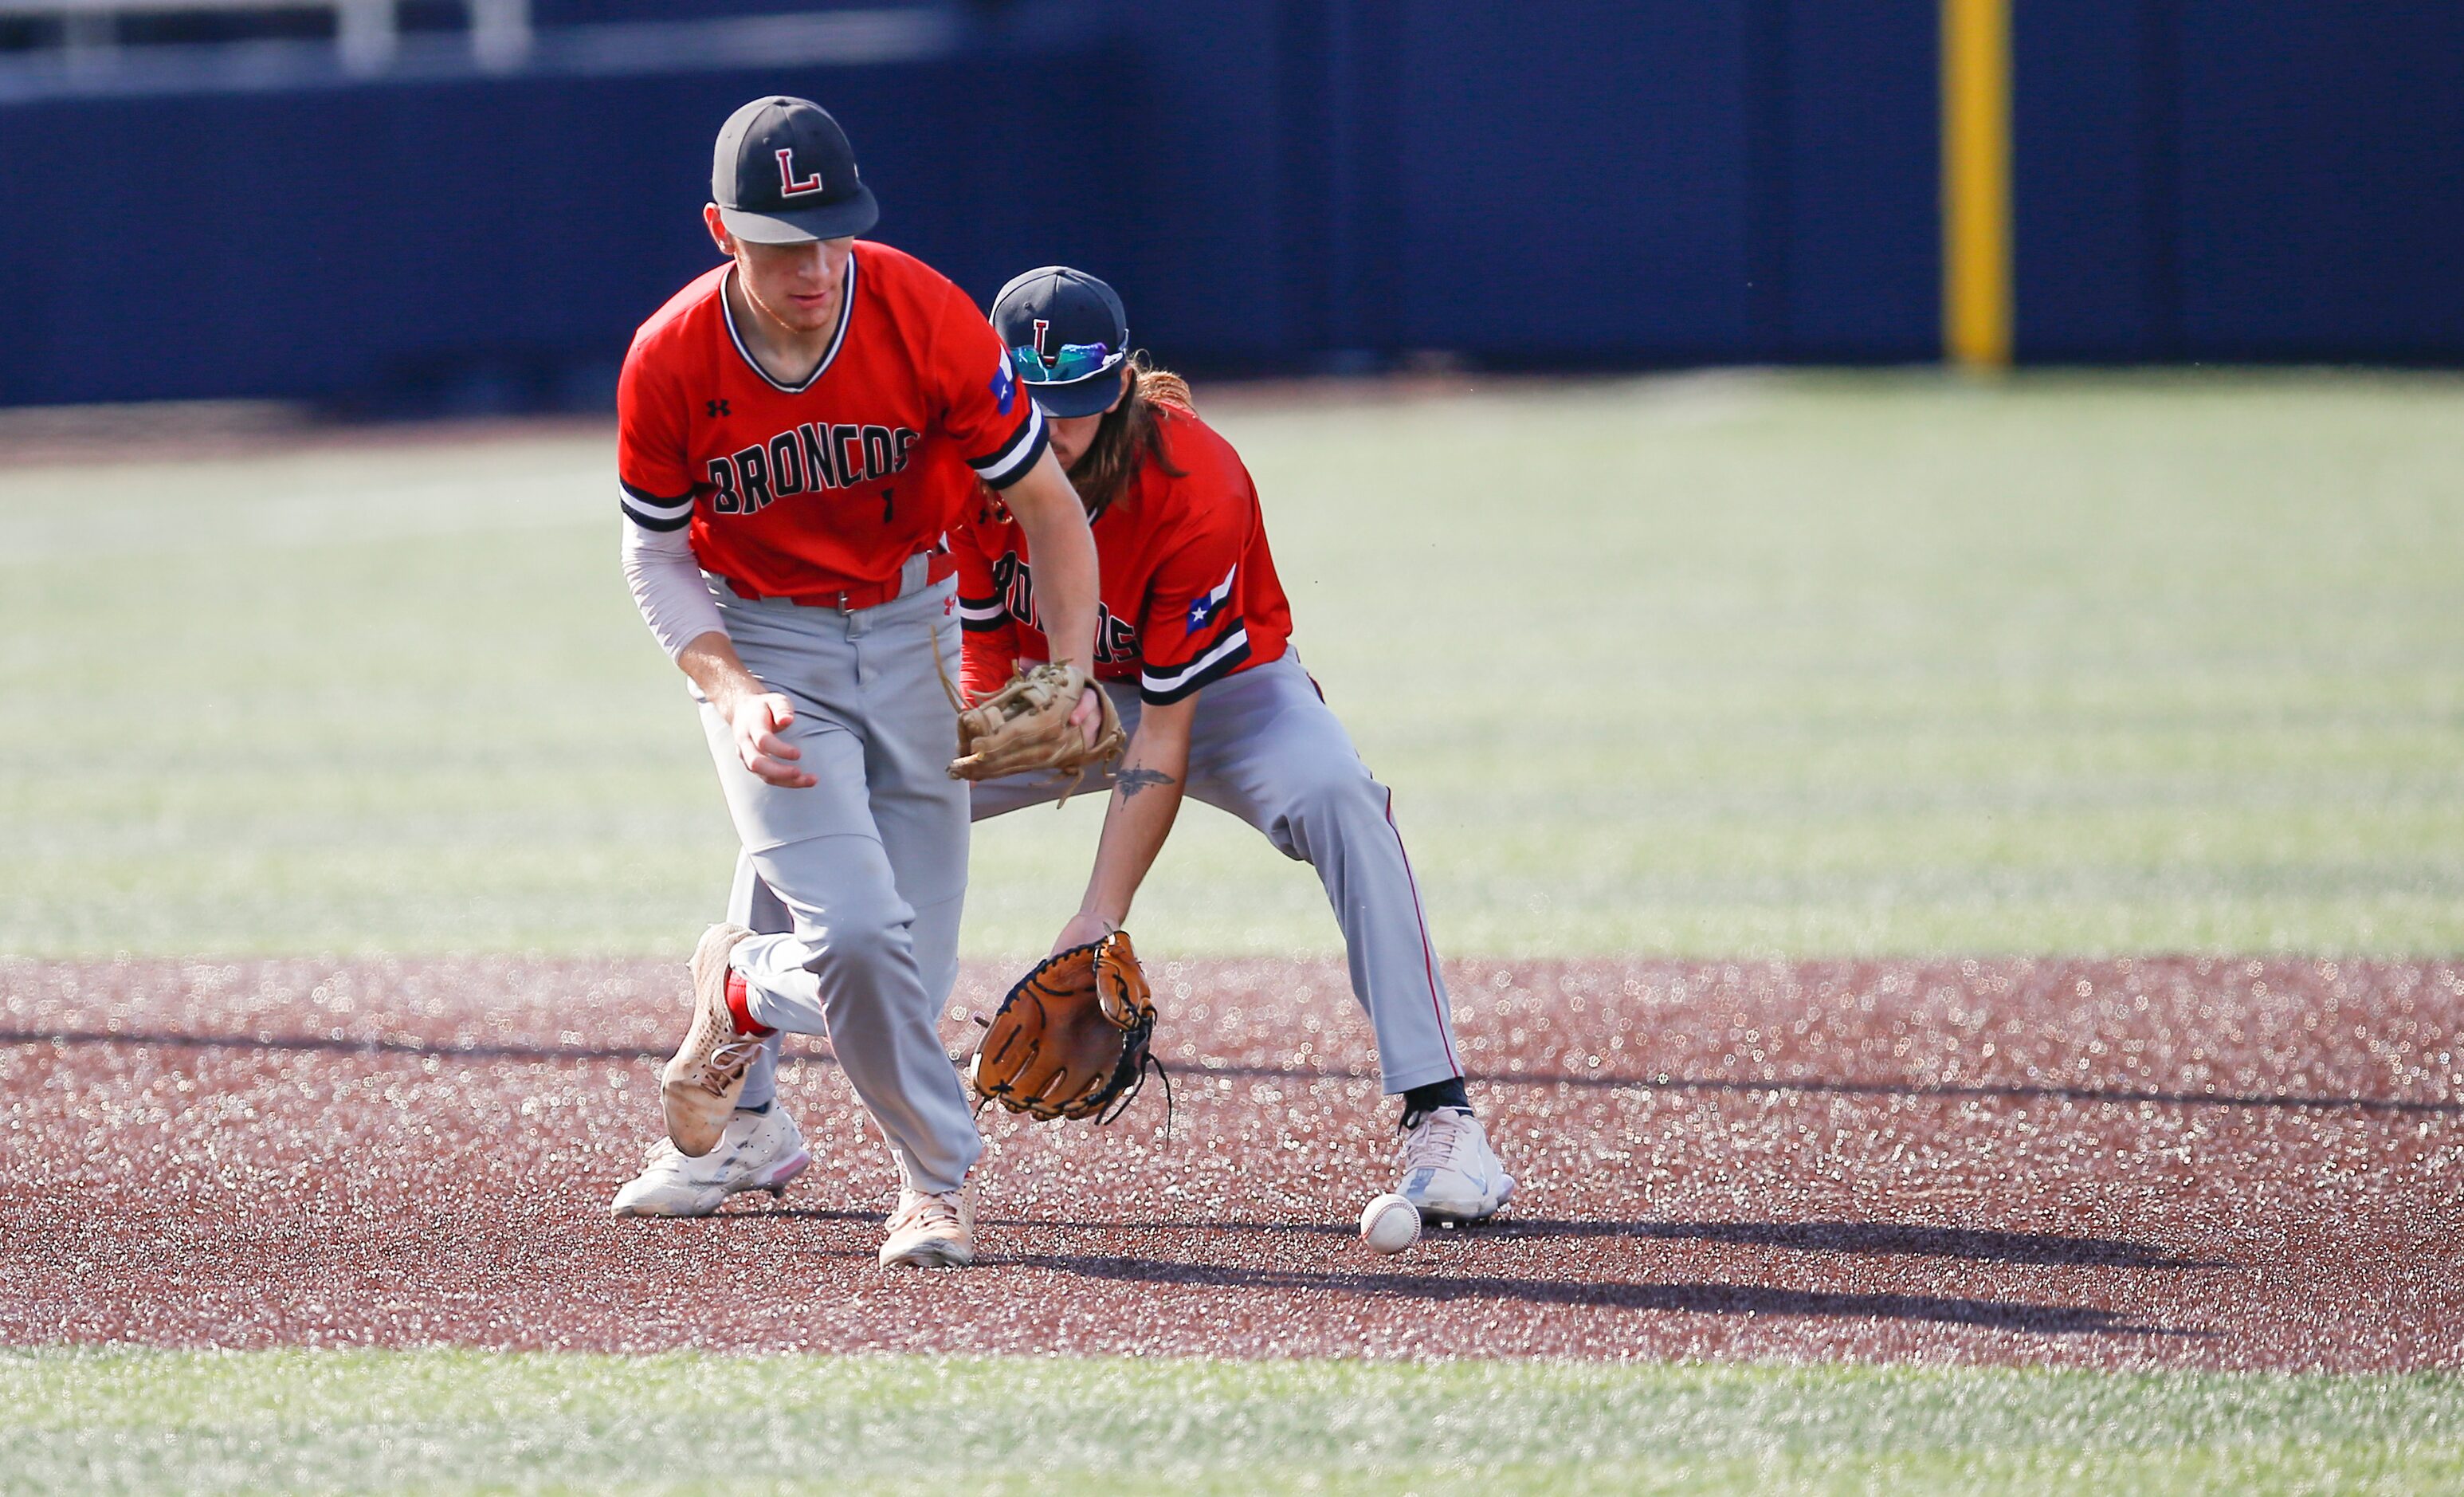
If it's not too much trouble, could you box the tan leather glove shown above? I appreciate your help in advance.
[948,662,1126,783]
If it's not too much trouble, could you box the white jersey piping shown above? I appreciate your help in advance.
[720,251,858,395]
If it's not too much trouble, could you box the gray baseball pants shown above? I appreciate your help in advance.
[696,566,980,1196]
[969,650,1465,1094]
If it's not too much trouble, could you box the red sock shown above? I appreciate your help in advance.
[725,969,777,1037]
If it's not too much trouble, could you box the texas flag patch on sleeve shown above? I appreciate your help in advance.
[1185,564,1237,632]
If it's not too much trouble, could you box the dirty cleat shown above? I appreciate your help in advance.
[879,1183,975,1268]
[610,1106,811,1219]
[1395,1106,1515,1224]
[660,922,764,1157]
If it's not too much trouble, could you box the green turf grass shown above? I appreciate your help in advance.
[2,1348,2458,1494]
[4,371,2462,958]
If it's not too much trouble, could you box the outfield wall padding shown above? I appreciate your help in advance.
[0,0,2458,408]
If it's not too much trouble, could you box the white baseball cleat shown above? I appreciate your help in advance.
[879,1182,975,1268]
[660,922,763,1157]
[609,1106,811,1219]
[1395,1107,1515,1224]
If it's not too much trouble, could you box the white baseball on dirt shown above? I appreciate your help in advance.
[1359,1192,1421,1255]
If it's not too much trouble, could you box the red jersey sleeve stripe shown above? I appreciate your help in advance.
[968,403,1048,489]
[619,481,694,532]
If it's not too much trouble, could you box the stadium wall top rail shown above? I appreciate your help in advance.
[0,2,963,100]
[0,0,533,75]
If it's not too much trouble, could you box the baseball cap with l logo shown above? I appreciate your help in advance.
[712,96,880,244]
[991,266,1130,418]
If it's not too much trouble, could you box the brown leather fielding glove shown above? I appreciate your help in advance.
[948,662,1126,784]
[969,930,1157,1122]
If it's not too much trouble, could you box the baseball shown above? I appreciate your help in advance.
[1359,1192,1421,1255]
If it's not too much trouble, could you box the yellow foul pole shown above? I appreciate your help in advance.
[1942,0,2011,368]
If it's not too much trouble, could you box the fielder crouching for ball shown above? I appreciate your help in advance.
[958,268,1515,1224]
[603,96,1105,1267]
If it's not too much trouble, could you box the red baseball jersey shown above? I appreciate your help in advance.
[616,242,1046,600]
[953,401,1293,705]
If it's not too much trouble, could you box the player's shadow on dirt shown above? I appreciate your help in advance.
[14,1031,2458,1117]
[999,1216,2219,1269]
[0,1027,670,1063]
[1481,1217,2229,1268]
[1187,1059,2463,1116]
[1009,1253,2201,1338]
[748,1206,887,1224]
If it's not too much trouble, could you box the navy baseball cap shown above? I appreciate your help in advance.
[991,265,1129,418]
[712,96,878,244]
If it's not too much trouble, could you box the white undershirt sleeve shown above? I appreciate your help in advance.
[621,512,727,660]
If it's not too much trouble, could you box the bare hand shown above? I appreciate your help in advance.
[1052,910,1119,956]
[1069,684,1104,752]
[729,692,817,788]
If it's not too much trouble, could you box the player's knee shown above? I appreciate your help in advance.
[1284,760,1387,831]
[809,901,913,974]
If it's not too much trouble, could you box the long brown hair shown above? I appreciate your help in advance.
[1067,353,1191,519]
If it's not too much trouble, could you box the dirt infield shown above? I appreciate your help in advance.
[4,955,2460,1369]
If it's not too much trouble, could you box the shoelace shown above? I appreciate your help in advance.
[696,1034,766,1095]
[1399,1110,1473,1173]
[889,1191,966,1236]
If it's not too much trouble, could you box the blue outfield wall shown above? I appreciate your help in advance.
[0,1,2459,410]
[1111,0,1940,370]
[0,39,1138,409]
[2015,0,2464,363]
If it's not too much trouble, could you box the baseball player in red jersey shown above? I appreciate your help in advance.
[958,268,1514,1223]
[604,97,1104,1267]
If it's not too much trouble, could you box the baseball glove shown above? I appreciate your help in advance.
[948,662,1126,785]
[969,929,1158,1122]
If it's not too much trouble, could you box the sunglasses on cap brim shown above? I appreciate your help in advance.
[1010,341,1122,384]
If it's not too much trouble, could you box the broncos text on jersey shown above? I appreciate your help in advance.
[618,241,1046,601]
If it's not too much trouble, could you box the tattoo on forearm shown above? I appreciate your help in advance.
[1116,767,1176,800]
